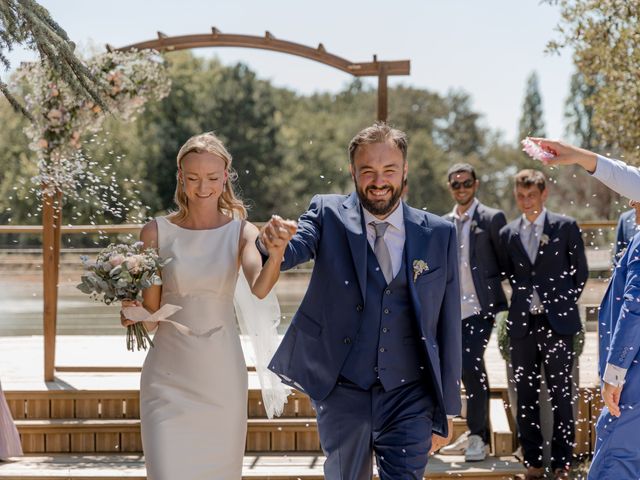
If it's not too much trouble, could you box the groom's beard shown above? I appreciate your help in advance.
[355,176,404,217]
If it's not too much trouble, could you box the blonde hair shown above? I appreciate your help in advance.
[172,132,247,221]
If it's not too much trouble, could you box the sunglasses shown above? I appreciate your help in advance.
[450,179,475,190]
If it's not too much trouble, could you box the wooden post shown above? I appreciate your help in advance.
[377,66,388,122]
[42,189,61,381]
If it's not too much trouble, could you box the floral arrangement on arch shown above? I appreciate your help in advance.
[10,49,171,196]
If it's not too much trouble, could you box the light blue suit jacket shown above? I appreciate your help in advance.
[593,155,640,201]
[599,232,640,402]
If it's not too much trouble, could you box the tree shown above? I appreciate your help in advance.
[548,71,617,220]
[547,0,640,159]
[0,0,103,117]
[518,71,546,141]
[134,52,286,221]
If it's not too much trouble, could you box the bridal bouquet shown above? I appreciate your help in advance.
[77,242,171,351]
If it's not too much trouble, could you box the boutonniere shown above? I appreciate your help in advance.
[540,233,550,246]
[413,259,429,282]
[470,220,478,231]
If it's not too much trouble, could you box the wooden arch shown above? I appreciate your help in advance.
[115,28,411,121]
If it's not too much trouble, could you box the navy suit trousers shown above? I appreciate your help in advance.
[312,378,435,480]
[510,314,575,470]
[462,314,492,442]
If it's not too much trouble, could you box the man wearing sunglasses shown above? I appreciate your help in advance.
[441,163,508,461]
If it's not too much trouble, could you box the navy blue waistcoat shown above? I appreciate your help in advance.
[340,245,427,390]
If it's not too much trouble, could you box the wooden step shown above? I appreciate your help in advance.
[490,397,515,456]
[0,453,525,479]
[14,416,472,454]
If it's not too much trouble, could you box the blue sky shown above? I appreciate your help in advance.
[6,0,575,143]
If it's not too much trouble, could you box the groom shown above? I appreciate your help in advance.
[260,123,461,479]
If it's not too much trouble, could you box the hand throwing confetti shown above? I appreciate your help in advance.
[521,137,556,162]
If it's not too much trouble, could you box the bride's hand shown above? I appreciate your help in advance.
[120,299,142,327]
[262,216,297,254]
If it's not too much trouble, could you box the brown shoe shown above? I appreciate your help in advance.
[553,467,570,479]
[516,466,545,480]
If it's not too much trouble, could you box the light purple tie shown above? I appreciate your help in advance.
[371,222,393,284]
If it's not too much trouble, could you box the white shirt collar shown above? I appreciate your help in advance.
[521,207,547,229]
[362,201,404,232]
[451,198,479,221]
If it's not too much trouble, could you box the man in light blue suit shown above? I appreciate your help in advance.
[260,123,461,479]
[588,230,640,479]
[527,139,640,478]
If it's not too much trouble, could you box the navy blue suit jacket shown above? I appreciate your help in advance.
[499,211,588,339]
[268,193,462,435]
[443,202,508,318]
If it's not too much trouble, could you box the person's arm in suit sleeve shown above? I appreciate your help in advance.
[527,139,640,201]
[615,215,626,258]
[437,223,462,417]
[605,235,640,384]
[568,220,589,301]
[498,226,514,281]
[489,211,508,278]
[258,195,323,271]
[591,156,640,202]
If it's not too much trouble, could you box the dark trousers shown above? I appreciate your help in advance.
[312,378,435,480]
[462,314,492,443]
[510,314,574,470]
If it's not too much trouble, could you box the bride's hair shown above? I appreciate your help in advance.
[172,132,247,221]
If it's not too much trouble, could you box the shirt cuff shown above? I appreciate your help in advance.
[255,236,269,256]
[446,415,456,419]
[603,363,627,387]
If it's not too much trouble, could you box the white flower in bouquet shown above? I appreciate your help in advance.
[77,241,171,351]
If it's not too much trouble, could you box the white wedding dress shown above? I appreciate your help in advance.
[140,216,247,479]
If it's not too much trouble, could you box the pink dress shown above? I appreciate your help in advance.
[0,380,22,460]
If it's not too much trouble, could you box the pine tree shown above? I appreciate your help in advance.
[546,0,640,158]
[0,0,103,119]
[564,71,598,150]
[518,71,546,141]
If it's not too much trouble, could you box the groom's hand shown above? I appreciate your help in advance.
[260,215,297,254]
[429,418,454,454]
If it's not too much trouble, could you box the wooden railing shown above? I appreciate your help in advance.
[0,220,621,381]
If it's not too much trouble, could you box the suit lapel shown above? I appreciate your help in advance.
[469,204,480,265]
[535,213,556,266]
[404,204,432,322]
[339,192,368,302]
[508,219,530,263]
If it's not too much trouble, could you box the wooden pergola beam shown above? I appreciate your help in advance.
[117,31,410,79]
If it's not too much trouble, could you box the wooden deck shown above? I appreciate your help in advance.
[0,454,525,479]
[0,333,601,478]
[0,331,600,391]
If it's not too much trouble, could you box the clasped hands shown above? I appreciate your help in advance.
[259,215,297,256]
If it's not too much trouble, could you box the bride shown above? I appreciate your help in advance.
[121,131,294,479]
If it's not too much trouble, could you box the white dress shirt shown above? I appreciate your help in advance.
[363,203,405,278]
[519,208,547,313]
[450,199,481,319]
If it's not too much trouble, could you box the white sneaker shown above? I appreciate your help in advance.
[439,431,470,455]
[464,434,489,462]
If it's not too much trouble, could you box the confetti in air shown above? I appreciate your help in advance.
[521,137,556,162]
